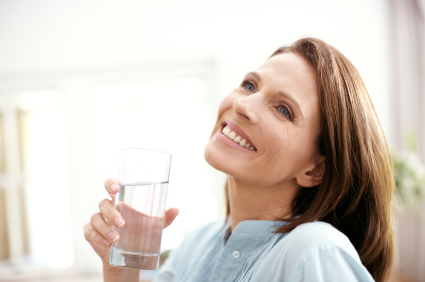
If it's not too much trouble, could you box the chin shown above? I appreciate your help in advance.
[204,141,236,174]
[204,142,248,181]
[204,142,225,172]
[205,142,284,186]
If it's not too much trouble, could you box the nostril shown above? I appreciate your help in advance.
[241,113,250,121]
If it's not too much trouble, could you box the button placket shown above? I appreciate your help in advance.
[232,250,241,258]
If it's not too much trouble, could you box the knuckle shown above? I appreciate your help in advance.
[91,212,101,223]
[84,224,93,240]
[84,222,91,232]
[100,202,116,219]
[95,232,106,244]
[92,216,111,236]
[101,224,112,236]
[99,198,110,209]
[92,230,101,241]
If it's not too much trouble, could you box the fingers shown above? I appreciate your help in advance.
[99,199,125,229]
[84,222,111,247]
[104,178,120,197]
[164,207,179,229]
[91,212,120,244]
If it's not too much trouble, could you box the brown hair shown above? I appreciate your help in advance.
[223,37,395,282]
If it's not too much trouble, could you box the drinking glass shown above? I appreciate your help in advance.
[109,148,172,270]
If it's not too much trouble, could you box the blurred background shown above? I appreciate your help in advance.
[0,0,424,281]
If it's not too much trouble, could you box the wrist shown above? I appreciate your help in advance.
[103,262,121,275]
[103,264,139,282]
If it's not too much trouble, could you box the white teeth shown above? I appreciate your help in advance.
[221,126,256,151]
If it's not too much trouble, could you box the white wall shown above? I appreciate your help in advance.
[0,0,393,275]
[0,0,392,140]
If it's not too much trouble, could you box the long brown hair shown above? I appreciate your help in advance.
[223,37,395,282]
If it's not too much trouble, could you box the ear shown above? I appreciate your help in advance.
[296,156,325,188]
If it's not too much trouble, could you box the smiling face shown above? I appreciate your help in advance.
[204,52,323,187]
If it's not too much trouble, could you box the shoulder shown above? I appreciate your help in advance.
[285,221,358,256]
[258,221,375,282]
[268,221,359,264]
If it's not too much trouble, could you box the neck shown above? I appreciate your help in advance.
[228,176,300,232]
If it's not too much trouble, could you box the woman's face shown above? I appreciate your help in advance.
[204,52,322,187]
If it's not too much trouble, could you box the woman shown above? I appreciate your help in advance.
[84,37,395,282]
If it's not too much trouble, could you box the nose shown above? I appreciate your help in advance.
[233,94,260,124]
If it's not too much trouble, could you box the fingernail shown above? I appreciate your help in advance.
[114,217,125,228]
[102,239,110,246]
[111,184,119,192]
[108,231,118,242]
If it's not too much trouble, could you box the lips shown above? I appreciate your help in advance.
[221,120,256,151]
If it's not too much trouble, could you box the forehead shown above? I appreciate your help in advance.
[255,52,317,94]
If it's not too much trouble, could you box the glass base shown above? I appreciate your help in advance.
[109,247,160,270]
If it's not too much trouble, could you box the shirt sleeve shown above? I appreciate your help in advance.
[289,246,375,282]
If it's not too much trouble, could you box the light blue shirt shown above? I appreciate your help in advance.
[153,218,375,282]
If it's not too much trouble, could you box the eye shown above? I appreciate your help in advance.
[278,104,292,119]
[241,80,255,92]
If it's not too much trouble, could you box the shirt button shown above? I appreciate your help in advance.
[232,250,241,258]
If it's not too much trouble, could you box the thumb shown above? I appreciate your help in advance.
[164,207,179,228]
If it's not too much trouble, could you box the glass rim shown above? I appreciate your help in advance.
[119,147,172,157]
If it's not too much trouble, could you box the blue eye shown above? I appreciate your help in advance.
[278,105,292,119]
[241,80,255,92]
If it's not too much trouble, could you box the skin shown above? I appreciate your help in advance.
[84,52,325,281]
[204,52,325,232]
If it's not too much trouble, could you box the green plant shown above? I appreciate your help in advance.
[391,148,425,213]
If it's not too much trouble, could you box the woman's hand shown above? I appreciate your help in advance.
[84,178,179,278]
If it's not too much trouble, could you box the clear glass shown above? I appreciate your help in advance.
[109,148,172,270]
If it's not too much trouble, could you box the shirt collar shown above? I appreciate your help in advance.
[221,218,289,246]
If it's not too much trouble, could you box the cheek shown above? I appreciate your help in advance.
[208,94,235,140]
[264,125,311,174]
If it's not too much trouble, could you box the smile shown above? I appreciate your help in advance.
[221,125,257,151]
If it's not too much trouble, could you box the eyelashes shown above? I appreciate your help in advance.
[277,104,292,120]
[241,80,255,92]
[240,80,293,120]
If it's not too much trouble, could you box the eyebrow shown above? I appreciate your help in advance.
[246,71,262,83]
[246,71,304,119]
